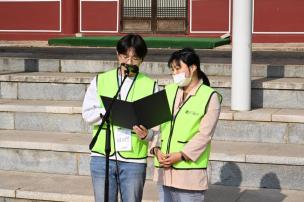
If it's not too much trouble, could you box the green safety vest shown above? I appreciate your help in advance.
[154,83,221,169]
[91,68,156,159]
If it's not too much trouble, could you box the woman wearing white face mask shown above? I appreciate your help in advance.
[151,48,222,202]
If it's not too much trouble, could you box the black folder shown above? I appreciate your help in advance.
[100,90,171,129]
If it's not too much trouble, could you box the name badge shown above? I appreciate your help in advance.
[114,128,132,151]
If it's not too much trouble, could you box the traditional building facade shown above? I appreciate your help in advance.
[0,0,303,42]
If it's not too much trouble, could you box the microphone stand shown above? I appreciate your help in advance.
[89,68,130,202]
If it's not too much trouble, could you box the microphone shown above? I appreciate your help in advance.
[121,63,139,75]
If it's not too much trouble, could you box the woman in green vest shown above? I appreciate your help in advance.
[152,48,221,202]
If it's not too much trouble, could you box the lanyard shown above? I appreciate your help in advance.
[116,68,138,101]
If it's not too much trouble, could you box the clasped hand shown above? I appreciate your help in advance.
[155,149,182,168]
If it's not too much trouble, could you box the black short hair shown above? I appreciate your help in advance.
[116,34,147,59]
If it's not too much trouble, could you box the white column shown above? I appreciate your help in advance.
[231,0,252,111]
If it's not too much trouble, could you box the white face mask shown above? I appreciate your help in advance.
[172,72,191,87]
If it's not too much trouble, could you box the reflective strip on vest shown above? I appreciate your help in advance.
[91,68,156,159]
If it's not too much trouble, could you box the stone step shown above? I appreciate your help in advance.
[203,63,304,78]
[0,130,91,176]
[0,99,88,133]
[0,170,156,202]
[0,130,304,190]
[216,107,304,145]
[206,184,304,202]
[0,72,303,108]
[0,99,303,142]
[1,44,304,64]
[2,71,303,91]
[1,99,304,123]
[1,170,304,202]
[1,56,304,78]
[0,170,94,202]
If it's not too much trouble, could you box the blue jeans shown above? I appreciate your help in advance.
[90,156,146,202]
[159,185,205,202]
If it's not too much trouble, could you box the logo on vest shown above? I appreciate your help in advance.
[185,110,199,116]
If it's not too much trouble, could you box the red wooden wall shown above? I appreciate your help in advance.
[190,0,230,34]
[0,0,304,42]
[0,0,78,40]
[253,0,304,42]
[80,0,118,33]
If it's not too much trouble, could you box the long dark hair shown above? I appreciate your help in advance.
[168,48,210,86]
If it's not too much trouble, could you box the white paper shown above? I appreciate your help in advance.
[114,128,132,151]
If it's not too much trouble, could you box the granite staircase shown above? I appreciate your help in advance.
[0,44,304,201]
